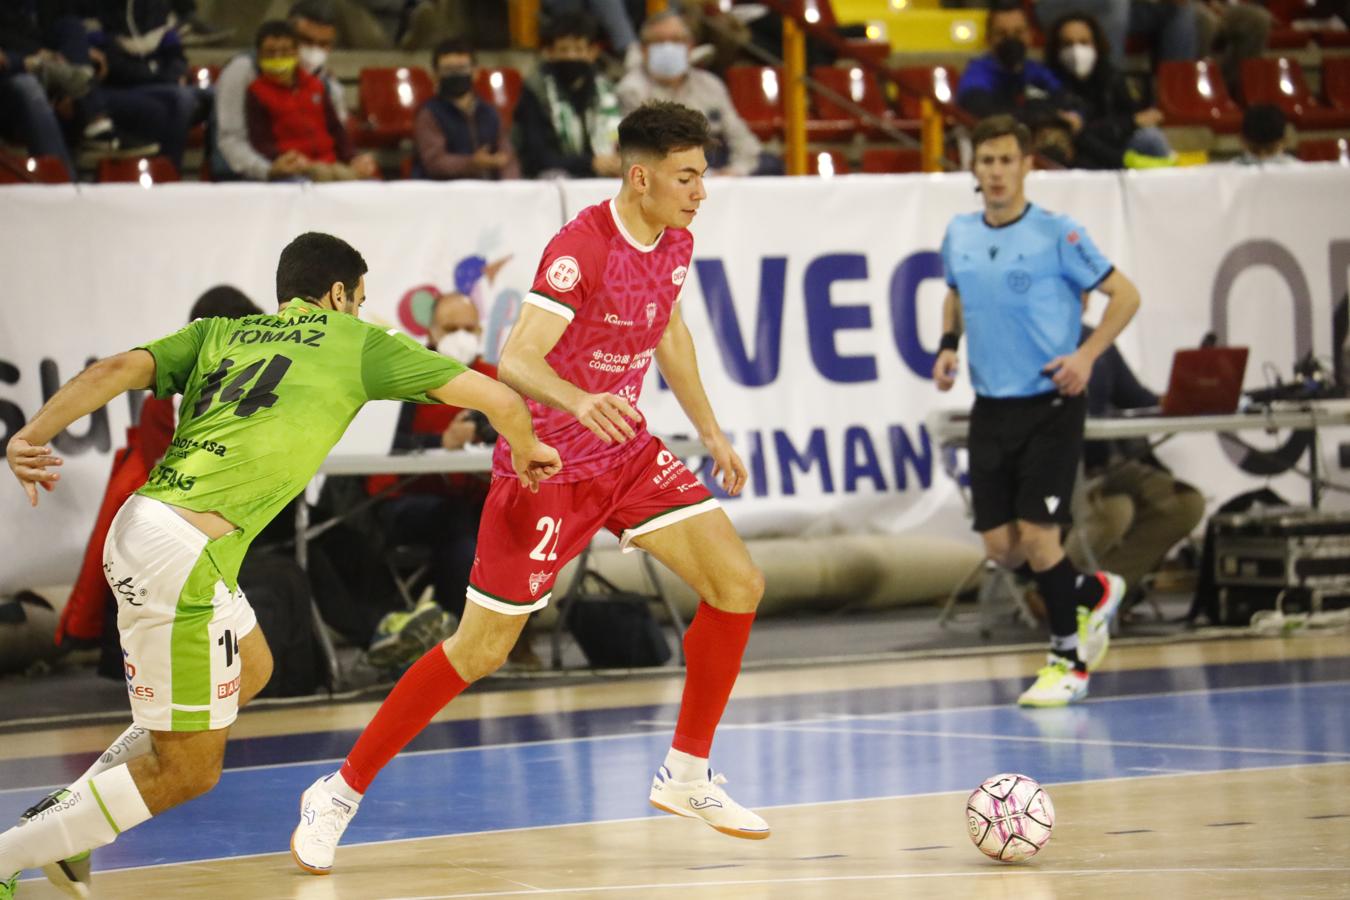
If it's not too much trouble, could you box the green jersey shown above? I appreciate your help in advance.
[135,299,465,586]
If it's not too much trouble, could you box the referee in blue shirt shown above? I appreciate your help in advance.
[935,115,1140,707]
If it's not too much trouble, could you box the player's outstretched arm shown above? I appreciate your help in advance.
[1044,270,1141,396]
[654,306,748,496]
[426,370,561,490]
[6,350,156,507]
[497,305,640,445]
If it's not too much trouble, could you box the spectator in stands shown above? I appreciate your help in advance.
[367,292,541,669]
[87,0,202,173]
[1046,13,1174,168]
[616,10,768,176]
[0,3,153,178]
[212,0,351,181]
[1034,0,1198,70]
[514,12,624,179]
[1234,104,1298,166]
[245,20,378,181]
[1071,326,1205,613]
[543,0,648,67]
[1196,1,1271,101]
[957,4,1069,122]
[412,38,520,180]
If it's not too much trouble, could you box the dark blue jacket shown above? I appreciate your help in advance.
[957,54,1065,119]
[412,95,506,180]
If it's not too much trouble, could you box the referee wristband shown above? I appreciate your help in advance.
[939,332,961,353]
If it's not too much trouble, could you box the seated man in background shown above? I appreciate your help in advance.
[412,38,520,180]
[1070,326,1205,612]
[513,12,624,179]
[213,0,354,181]
[958,3,1068,121]
[616,10,767,176]
[245,20,378,181]
[1233,104,1298,166]
[366,292,540,669]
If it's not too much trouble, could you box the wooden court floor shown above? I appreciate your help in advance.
[5,635,1349,899]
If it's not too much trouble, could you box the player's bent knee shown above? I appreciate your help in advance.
[706,564,764,613]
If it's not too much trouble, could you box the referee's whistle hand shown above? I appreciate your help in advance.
[932,350,959,391]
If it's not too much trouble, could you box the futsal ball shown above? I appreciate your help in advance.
[965,773,1055,862]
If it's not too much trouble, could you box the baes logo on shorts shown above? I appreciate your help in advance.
[546,256,581,292]
[528,571,551,597]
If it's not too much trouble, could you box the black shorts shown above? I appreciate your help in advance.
[968,391,1086,532]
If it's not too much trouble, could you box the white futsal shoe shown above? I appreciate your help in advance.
[1018,656,1090,708]
[1079,572,1127,672]
[291,774,359,875]
[649,766,771,840]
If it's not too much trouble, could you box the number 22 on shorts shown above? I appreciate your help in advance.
[530,516,563,561]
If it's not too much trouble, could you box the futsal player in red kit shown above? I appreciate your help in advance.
[291,101,769,872]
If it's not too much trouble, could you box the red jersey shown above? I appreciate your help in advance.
[493,199,693,483]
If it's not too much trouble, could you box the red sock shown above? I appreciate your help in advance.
[672,601,755,758]
[340,645,468,794]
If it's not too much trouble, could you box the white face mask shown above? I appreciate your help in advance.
[436,330,480,363]
[298,45,328,74]
[1059,43,1097,80]
[646,41,690,80]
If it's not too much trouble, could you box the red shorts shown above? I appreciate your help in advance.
[467,436,718,614]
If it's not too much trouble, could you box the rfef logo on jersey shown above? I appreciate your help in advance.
[546,256,581,292]
[672,265,687,285]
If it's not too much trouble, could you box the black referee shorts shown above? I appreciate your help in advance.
[967,391,1086,533]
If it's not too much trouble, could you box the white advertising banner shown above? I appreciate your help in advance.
[1,168,1348,593]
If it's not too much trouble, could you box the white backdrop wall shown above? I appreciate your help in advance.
[1,167,1347,592]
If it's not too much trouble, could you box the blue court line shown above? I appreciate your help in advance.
[5,679,1348,875]
[4,653,1348,789]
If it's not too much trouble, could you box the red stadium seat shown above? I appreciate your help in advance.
[356,67,436,147]
[860,146,923,173]
[726,66,785,139]
[1155,60,1242,132]
[1241,57,1350,129]
[96,156,181,184]
[808,148,850,176]
[893,65,961,120]
[1297,137,1350,163]
[0,153,71,184]
[812,65,905,138]
[474,67,524,131]
[1322,57,1350,112]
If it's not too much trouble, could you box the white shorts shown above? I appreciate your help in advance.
[104,495,257,732]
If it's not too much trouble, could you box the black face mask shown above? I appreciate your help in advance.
[438,72,473,99]
[546,59,594,92]
[994,37,1027,71]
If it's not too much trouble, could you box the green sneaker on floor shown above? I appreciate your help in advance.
[366,596,454,671]
[1078,572,1127,672]
[1018,656,1089,708]
[1,872,17,900]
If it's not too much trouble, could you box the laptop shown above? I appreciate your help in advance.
[1159,346,1249,416]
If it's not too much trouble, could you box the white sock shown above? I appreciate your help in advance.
[76,724,154,783]
[328,772,364,804]
[663,748,708,783]
[0,765,152,879]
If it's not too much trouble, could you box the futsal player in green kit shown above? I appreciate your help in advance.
[0,232,561,899]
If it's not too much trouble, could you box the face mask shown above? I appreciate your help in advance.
[993,37,1026,72]
[1059,43,1097,79]
[439,72,473,99]
[259,56,298,80]
[298,45,328,73]
[646,41,690,79]
[546,59,594,91]
[436,330,480,363]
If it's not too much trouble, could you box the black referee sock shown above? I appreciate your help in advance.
[1033,556,1105,612]
[1032,557,1093,673]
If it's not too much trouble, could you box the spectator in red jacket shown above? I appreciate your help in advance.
[245,19,377,181]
